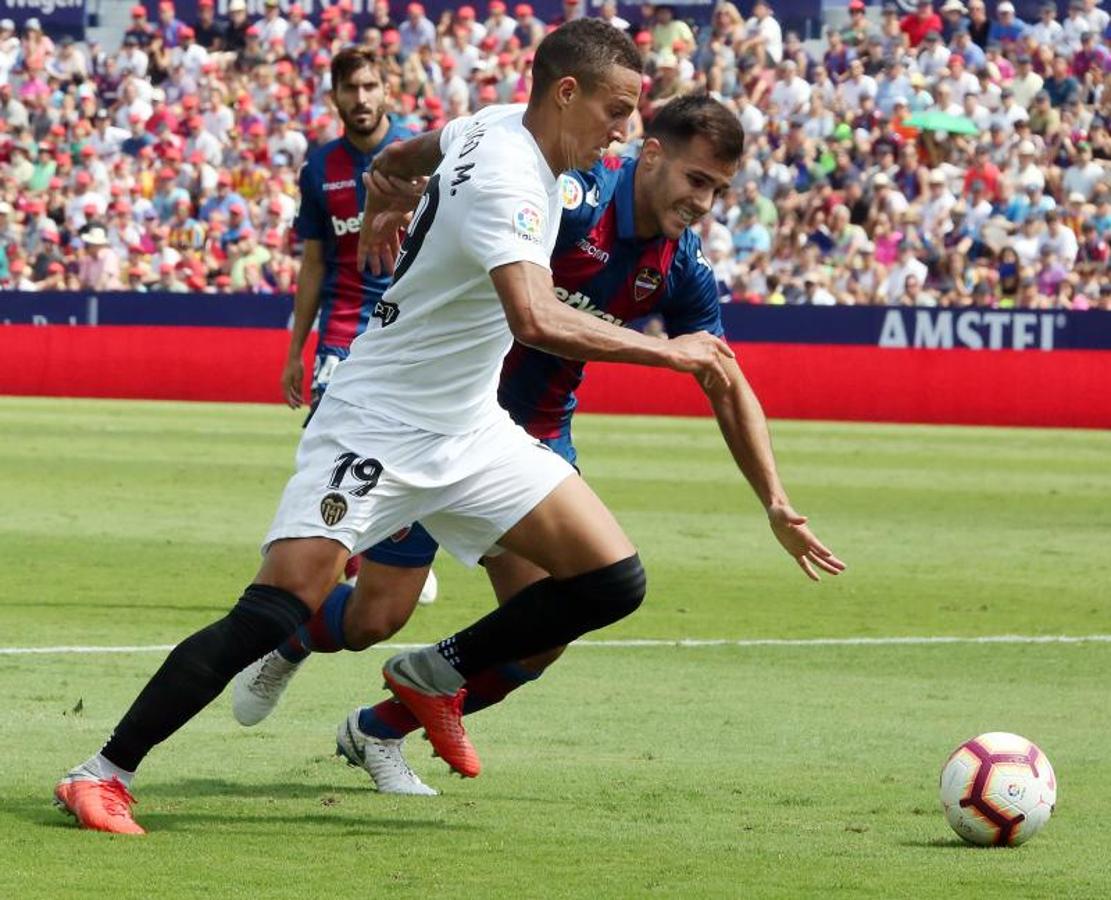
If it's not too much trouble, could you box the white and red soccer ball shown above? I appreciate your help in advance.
[939,732,1057,847]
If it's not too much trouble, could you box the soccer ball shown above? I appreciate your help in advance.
[939,732,1057,847]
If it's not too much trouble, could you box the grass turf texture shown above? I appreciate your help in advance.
[1,397,1108,898]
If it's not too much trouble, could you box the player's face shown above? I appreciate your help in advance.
[641,135,737,239]
[556,65,641,170]
[333,64,386,137]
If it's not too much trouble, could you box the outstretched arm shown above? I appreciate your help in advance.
[493,260,737,389]
[700,358,846,581]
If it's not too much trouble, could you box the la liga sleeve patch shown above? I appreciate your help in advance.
[514,203,544,244]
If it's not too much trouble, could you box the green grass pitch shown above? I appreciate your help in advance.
[1,397,1109,898]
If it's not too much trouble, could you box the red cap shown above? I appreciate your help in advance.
[199,0,214,5]
[215,274,231,287]
[634,30,651,45]
[115,199,132,212]
[440,53,455,68]
[289,3,303,14]
[457,4,476,18]
[49,176,64,189]
[229,203,245,215]
[188,150,204,164]
[248,121,266,136]
[163,145,182,162]
[80,144,96,156]
[268,198,284,212]
[48,260,65,273]
[83,201,99,213]
[160,0,175,9]
[160,261,174,274]
[246,24,260,36]
[383,28,400,44]
[131,4,146,16]
[489,0,506,11]
[480,35,497,50]
[497,52,512,66]
[188,274,207,291]
[129,111,144,123]
[424,95,442,111]
[76,170,92,184]
[478,84,497,101]
[180,25,194,38]
[313,51,330,67]
[849,0,865,9]
[158,166,175,179]
[321,5,338,18]
[407,2,424,13]
[515,3,532,16]
[188,115,205,130]
[110,183,124,196]
[263,228,282,247]
[217,171,233,185]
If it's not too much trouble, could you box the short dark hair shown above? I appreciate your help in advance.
[531,18,642,98]
[645,94,744,163]
[331,47,378,92]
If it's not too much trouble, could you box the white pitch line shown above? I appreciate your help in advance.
[2,635,1111,656]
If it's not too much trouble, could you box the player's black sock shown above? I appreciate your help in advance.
[435,554,645,678]
[100,584,310,772]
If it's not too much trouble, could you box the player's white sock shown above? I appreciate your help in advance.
[68,753,136,788]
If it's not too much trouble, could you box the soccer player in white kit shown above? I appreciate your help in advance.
[53,19,734,834]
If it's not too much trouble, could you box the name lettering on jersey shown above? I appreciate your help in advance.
[559,174,584,210]
[576,236,610,264]
[323,179,357,192]
[554,285,624,326]
[458,121,488,159]
[450,162,475,197]
[373,299,399,326]
[634,267,663,302]
[331,213,364,236]
[514,203,544,244]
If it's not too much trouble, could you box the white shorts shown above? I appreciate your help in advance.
[264,395,575,566]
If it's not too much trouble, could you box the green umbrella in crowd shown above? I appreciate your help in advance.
[903,111,980,136]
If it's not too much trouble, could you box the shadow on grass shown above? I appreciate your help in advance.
[899,837,976,849]
[22,789,476,837]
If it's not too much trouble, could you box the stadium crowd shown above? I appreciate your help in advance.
[0,0,1110,309]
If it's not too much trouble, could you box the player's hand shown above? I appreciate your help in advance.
[664,332,736,392]
[767,504,846,582]
[357,171,426,276]
[280,355,304,409]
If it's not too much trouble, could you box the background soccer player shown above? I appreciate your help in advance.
[231,95,844,794]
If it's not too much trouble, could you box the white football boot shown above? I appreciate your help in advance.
[335,710,438,796]
[231,649,303,726]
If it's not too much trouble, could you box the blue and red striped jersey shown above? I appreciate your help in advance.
[293,121,412,350]
[499,156,723,440]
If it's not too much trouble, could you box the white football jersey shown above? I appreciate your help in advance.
[327,105,561,434]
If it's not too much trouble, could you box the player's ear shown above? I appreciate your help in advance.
[640,136,663,170]
[554,75,578,109]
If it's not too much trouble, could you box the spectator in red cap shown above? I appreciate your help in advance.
[513,4,544,49]
[157,0,188,48]
[484,0,517,48]
[171,24,208,79]
[192,0,226,51]
[125,5,156,48]
[400,2,437,57]
[199,171,247,222]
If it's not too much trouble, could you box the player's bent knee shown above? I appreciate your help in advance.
[345,613,406,650]
[572,553,646,630]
